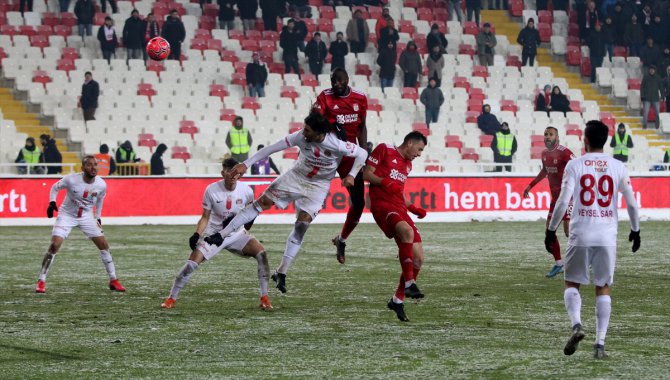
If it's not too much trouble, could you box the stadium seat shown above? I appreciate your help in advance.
[32,70,52,88]
[138,133,158,151]
[627,78,641,90]
[530,146,544,159]
[445,135,463,151]
[171,146,191,162]
[231,73,247,89]
[288,122,303,133]
[412,122,430,136]
[56,59,75,75]
[566,45,581,66]
[368,98,382,115]
[209,84,229,101]
[220,50,239,63]
[280,86,299,103]
[402,87,418,104]
[220,108,237,122]
[137,83,157,101]
[147,60,165,77]
[179,120,199,139]
[301,74,319,89]
[461,148,479,161]
[463,22,478,36]
[479,134,493,147]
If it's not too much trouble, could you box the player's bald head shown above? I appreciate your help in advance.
[82,155,96,165]
[545,126,558,134]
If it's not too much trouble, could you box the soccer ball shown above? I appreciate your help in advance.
[146,37,170,61]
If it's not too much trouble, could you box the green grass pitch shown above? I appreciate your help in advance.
[1,222,669,379]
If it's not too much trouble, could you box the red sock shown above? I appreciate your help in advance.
[340,206,363,240]
[398,242,414,283]
[394,274,405,301]
[551,238,562,261]
[413,266,421,281]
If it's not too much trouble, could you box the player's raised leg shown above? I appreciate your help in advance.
[274,211,312,293]
[91,235,125,292]
[36,236,64,293]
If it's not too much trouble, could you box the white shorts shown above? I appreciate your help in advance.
[262,169,330,220]
[564,245,617,287]
[52,213,104,239]
[197,229,254,260]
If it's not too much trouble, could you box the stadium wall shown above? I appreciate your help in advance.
[1,175,669,225]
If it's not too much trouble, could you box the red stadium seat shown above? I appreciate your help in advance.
[530,146,544,159]
[1,25,19,38]
[241,39,260,51]
[94,13,107,26]
[424,160,443,172]
[466,111,480,123]
[61,47,79,60]
[179,120,199,139]
[220,50,239,63]
[445,135,463,151]
[317,18,333,33]
[231,73,247,89]
[198,16,216,30]
[566,45,581,66]
[538,10,553,24]
[500,100,517,114]
[220,108,237,122]
[472,65,488,78]
[454,76,470,90]
[206,38,222,52]
[138,133,157,151]
[203,3,218,18]
[241,97,261,114]
[417,8,432,21]
[53,25,72,38]
[262,30,279,41]
[461,148,479,161]
[600,112,616,130]
[613,46,627,58]
[19,25,36,37]
[137,83,157,101]
[318,6,335,19]
[209,84,229,101]
[463,22,479,35]
[36,25,53,37]
[398,20,414,34]
[412,122,431,136]
[530,134,545,147]
[301,74,318,88]
[60,13,78,27]
[509,0,523,17]
[458,44,476,57]
[30,35,49,51]
[368,98,382,114]
[259,39,276,52]
[569,101,581,113]
[506,55,521,68]
[190,38,208,52]
[281,86,299,103]
[402,87,418,103]
[566,128,583,139]
[32,70,52,87]
[56,59,75,75]
[355,64,372,77]
[194,28,211,40]
[229,29,245,41]
[467,99,483,111]
[147,60,165,76]
[627,78,641,90]
[171,146,191,162]
[42,12,59,27]
[538,23,552,43]
[233,61,247,73]
[479,134,493,147]
[580,58,591,77]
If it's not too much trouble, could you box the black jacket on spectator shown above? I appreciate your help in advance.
[611,9,627,45]
[624,21,644,45]
[237,0,258,19]
[466,0,481,9]
[640,43,662,67]
[329,39,348,70]
[648,19,667,46]
[161,17,186,45]
[305,39,327,63]
[246,61,268,86]
[74,0,94,24]
[293,19,308,41]
[280,27,300,57]
[587,29,607,58]
[536,92,550,112]
[659,51,670,78]
[218,0,236,22]
[123,15,146,49]
[426,31,448,52]
[399,41,422,75]
[517,26,541,54]
[549,87,572,114]
[602,22,615,44]
[150,143,167,175]
[42,138,62,174]
[97,25,118,52]
[477,109,501,135]
[376,45,397,79]
[81,79,99,108]
[378,26,399,51]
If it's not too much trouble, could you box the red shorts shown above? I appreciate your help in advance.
[371,206,422,242]
[548,199,572,222]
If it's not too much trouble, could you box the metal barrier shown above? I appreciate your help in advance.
[116,163,151,176]
[0,163,77,175]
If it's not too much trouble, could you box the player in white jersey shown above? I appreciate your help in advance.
[545,120,641,359]
[35,155,125,293]
[161,158,273,310]
[206,111,368,293]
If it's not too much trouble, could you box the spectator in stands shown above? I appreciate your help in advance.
[288,0,310,18]
[587,22,606,83]
[640,4,652,37]
[100,0,118,14]
[664,67,670,112]
[610,123,634,162]
[535,84,552,114]
[15,137,44,175]
[19,0,32,16]
[624,14,644,57]
[238,0,258,33]
[476,22,497,67]
[399,41,421,88]
[420,78,445,128]
[251,144,281,175]
[602,17,615,62]
[488,0,507,10]
[59,0,70,12]
[116,140,140,175]
[329,32,349,71]
[346,9,369,55]
[426,45,445,87]
[96,144,116,176]
[448,0,464,23]
[260,0,280,31]
[659,47,670,78]
[375,7,391,37]
[477,104,501,135]
[162,9,186,61]
[292,14,309,52]
[246,52,268,97]
[377,17,399,53]
[377,41,397,93]
[610,3,627,46]
[583,1,601,41]
[649,15,666,46]
[641,65,662,129]
[40,134,62,174]
[218,0,236,30]
[97,17,118,64]
[517,18,541,66]
[75,0,95,40]
[466,0,482,27]
[145,13,161,55]
[537,0,548,10]
[123,10,145,64]
[549,86,571,115]
[554,0,568,11]
[280,19,301,77]
[226,116,253,162]
[150,143,168,175]
[491,122,517,172]
[426,23,448,54]
[640,37,662,68]
[305,32,327,76]
[80,71,99,122]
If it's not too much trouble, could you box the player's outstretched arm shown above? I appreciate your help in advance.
[524,170,547,198]
[242,137,292,171]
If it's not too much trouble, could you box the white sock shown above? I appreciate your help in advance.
[595,295,612,346]
[99,249,116,280]
[276,221,310,274]
[38,251,56,282]
[218,202,261,237]
[338,234,346,243]
[564,287,582,328]
[404,280,416,288]
[256,251,269,297]
[556,259,564,266]
[392,295,403,304]
[169,260,199,299]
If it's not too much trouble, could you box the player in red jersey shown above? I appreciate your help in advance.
[363,131,428,322]
[524,126,576,278]
[314,68,369,265]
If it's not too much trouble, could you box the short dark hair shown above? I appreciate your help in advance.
[170,8,178,13]
[331,67,349,82]
[304,111,333,134]
[313,32,321,37]
[100,144,109,154]
[403,131,427,145]
[85,71,92,76]
[336,31,343,36]
[222,158,238,170]
[545,126,558,134]
[82,155,96,165]
[584,120,609,149]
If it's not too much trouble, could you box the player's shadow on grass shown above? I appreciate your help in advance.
[0,343,85,360]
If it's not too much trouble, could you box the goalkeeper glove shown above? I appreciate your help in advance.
[189,232,200,251]
[46,201,58,218]
[544,229,557,253]
[407,205,427,219]
[204,233,224,247]
[628,230,641,253]
[380,178,403,194]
